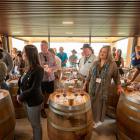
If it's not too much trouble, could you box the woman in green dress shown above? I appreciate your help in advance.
[83,45,123,127]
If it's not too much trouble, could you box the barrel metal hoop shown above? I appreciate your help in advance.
[123,93,140,105]
[8,84,18,87]
[49,105,91,116]
[123,102,140,123]
[48,119,92,132]
[124,102,140,113]
[126,97,140,105]
[128,116,140,124]
[49,99,91,111]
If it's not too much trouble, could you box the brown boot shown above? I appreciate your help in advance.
[41,109,47,118]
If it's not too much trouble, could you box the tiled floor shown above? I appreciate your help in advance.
[14,117,117,140]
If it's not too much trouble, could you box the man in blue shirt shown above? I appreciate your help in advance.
[57,47,68,67]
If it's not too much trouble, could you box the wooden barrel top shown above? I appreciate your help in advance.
[49,90,91,112]
[7,79,18,86]
[60,79,83,88]
[0,89,9,100]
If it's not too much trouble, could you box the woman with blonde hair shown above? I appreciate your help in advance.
[83,45,123,127]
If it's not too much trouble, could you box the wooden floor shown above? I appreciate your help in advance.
[15,116,117,140]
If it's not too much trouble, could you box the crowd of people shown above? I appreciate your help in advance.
[0,40,140,140]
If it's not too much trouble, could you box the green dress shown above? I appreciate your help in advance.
[86,60,120,122]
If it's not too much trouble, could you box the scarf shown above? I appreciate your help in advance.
[91,61,110,99]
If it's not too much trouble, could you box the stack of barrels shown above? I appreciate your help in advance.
[0,89,16,140]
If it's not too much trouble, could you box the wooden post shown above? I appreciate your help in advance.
[125,37,134,67]
[89,29,91,46]
[8,37,13,54]
[1,35,10,52]
[48,35,50,48]
[48,27,50,48]
[137,37,140,46]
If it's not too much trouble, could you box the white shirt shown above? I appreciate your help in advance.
[79,54,96,77]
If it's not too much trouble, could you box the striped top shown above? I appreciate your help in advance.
[39,52,56,82]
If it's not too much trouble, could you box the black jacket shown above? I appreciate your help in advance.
[17,65,44,107]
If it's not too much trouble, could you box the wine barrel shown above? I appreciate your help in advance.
[117,92,140,140]
[47,90,93,140]
[0,89,16,140]
[106,82,120,119]
[8,79,27,119]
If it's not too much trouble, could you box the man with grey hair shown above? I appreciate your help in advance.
[39,40,56,118]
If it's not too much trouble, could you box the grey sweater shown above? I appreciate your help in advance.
[2,51,13,73]
[0,60,7,84]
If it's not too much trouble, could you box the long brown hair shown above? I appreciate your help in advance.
[24,45,40,68]
[98,45,112,63]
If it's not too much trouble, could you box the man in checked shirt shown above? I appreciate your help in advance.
[39,40,57,118]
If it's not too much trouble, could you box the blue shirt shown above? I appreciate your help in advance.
[57,52,68,67]
[131,51,140,66]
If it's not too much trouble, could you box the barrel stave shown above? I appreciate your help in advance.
[117,93,140,140]
[106,82,120,118]
[8,80,27,119]
[0,89,16,140]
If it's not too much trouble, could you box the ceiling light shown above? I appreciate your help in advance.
[118,32,125,35]
[13,31,20,34]
[62,21,74,25]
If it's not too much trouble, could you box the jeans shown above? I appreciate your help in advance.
[25,104,42,140]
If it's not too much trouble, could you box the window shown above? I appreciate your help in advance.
[11,38,25,51]
[115,38,128,64]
